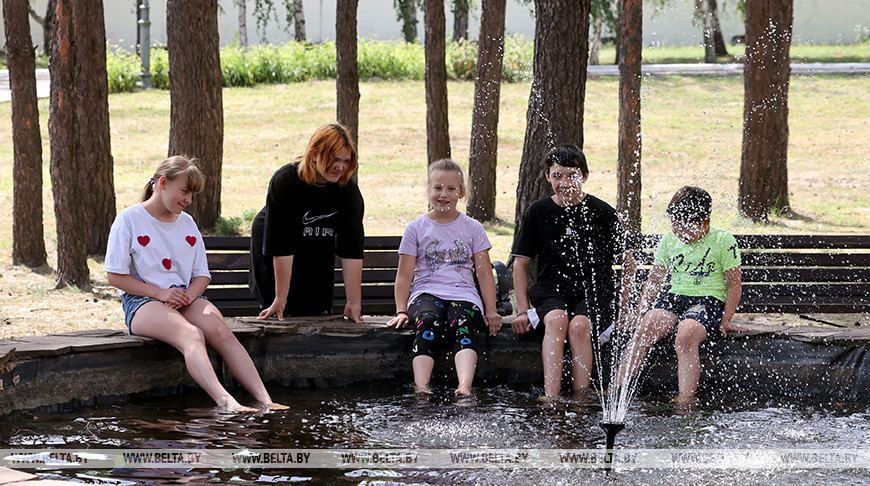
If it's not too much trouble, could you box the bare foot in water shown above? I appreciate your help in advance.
[262,402,290,411]
[455,385,472,395]
[535,395,558,403]
[415,384,434,395]
[220,402,260,413]
[671,394,696,404]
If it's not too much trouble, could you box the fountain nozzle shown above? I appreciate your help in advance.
[599,421,625,474]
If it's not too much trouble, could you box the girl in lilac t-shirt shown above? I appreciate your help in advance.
[386,160,502,395]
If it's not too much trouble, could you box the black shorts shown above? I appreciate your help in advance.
[528,285,613,337]
[409,293,485,357]
[652,293,725,338]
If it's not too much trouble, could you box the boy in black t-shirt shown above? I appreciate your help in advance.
[511,145,634,399]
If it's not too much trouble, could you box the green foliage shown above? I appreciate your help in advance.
[446,39,478,80]
[105,47,141,93]
[358,40,424,79]
[103,38,533,92]
[149,48,170,89]
[214,216,244,236]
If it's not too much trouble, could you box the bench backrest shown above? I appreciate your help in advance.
[206,234,870,316]
[631,234,870,314]
[203,235,401,317]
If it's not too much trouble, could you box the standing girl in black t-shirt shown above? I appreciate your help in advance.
[250,123,365,322]
[511,145,634,399]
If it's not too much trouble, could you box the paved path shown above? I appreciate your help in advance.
[0,63,868,103]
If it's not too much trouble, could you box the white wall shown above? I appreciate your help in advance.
[2,0,869,54]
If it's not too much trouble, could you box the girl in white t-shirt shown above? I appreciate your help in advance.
[386,159,502,395]
[105,156,286,412]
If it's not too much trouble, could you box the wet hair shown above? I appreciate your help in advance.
[666,186,713,223]
[297,123,358,186]
[427,159,466,194]
[544,144,588,176]
[141,155,205,202]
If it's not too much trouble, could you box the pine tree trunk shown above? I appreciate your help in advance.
[424,0,450,163]
[167,0,224,230]
[49,0,90,288]
[452,0,469,42]
[293,0,306,42]
[738,0,792,222]
[5,0,47,268]
[514,0,591,227]
[238,0,248,46]
[336,0,360,151]
[617,0,642,235]
[467,0,506,222]
[73,0,115,256]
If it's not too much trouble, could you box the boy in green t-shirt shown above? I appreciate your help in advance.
[615,186,745,402]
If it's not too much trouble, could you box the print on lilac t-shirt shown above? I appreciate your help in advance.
[398,213,492,312]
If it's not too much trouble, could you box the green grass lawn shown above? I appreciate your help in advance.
[1,75,868,264]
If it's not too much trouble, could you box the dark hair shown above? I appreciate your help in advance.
[544,144,588,176]
[666,186,712,223]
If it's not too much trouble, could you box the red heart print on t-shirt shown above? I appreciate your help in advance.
[186,236,196,246]
[162,259,172,270]
[137,235,150,246]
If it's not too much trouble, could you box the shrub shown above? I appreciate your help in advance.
[102,37,536,92]
[105,47,141,93]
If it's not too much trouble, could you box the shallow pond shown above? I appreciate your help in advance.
[2,382,870,485]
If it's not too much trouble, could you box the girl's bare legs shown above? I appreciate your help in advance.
[615,309,679,390]
[412,355,436,393]
[674,319,707,399]
[182,299,288,410]
[541,310,570,397]
[130,301,256,412]
[567,315,594,392]
[454,348,478,395]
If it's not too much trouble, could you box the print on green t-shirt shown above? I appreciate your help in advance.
[653,227,741,302]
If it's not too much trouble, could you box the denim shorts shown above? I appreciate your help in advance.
[652,293,725,338]
[121,286,207,333]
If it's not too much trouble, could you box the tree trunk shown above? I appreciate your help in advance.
[709,0,729,56]
[590,14,602,65]
[27,0,56,55]
[514,0,590,227]
[49,0,90,288]
[424,0,450,163]
[396,0,418,43]
[293,0,306,42]
[5,0,47,268]
[73,0,115,256]
[336,0,360,152]
[698,0,729,62]
[167,0,224,230]
[467,0,506,222]
[452,0,469,42]
[237,0,248,46]
[617,0,642,235]
[738,0,792,222]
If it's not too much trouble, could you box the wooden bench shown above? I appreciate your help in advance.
[631,234,870,314]
[203,236,513,317]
